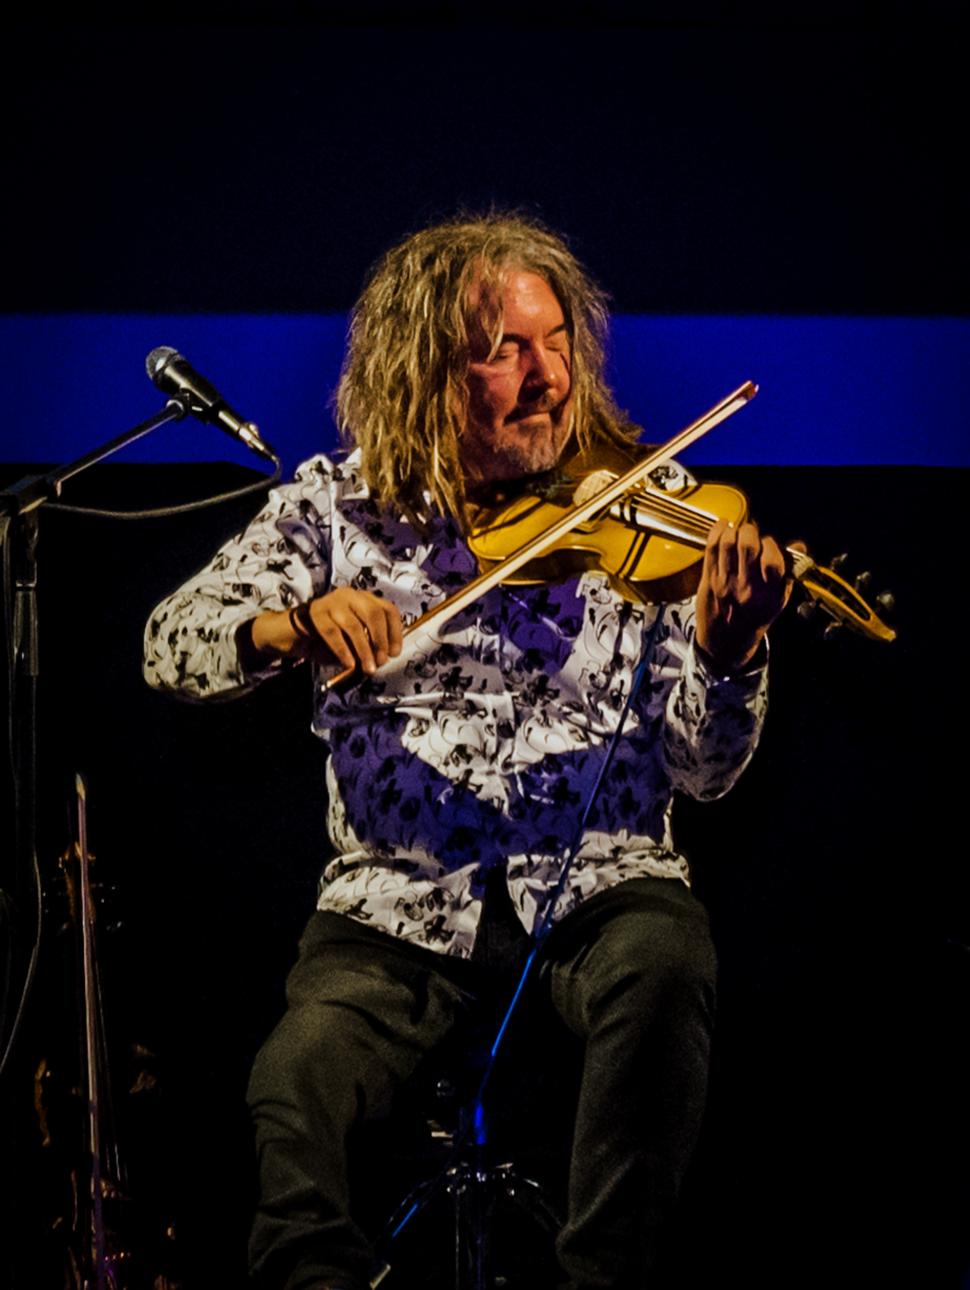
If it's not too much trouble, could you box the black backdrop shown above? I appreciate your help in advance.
[3,460,967,1287]
[4,4,968,318]
[3,5,969,1288]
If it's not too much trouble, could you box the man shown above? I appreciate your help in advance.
[144,214,791,1289]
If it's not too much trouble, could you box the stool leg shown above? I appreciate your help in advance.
[451,1148,490,1290]
[382,1147,562,1289]
[495,1162,561,1236]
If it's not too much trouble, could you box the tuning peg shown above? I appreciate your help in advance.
[796,600,818,621]
[823,621,843,642]
[830,553,849,572]
[876,591,896,614]
[854,571,872,592]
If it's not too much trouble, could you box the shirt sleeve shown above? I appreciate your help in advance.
[142,456,336,700]
[653,598,769,802]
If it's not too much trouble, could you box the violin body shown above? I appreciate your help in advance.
[466,442,895,642]
[468,455,748,605]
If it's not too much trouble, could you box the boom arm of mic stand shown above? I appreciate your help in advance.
[0,399,188,518]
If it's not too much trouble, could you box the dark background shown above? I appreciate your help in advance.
[5,2,969,317]
[2,5,968,1288]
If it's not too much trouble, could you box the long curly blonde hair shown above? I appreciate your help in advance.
[335,212,638,528]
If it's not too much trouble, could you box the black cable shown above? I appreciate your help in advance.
[469,603,667,1138]
[45,456,282,520]
[385,603,669,1258]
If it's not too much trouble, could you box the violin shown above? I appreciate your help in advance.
[466,446,896,645]
[466,445,750,608]
[325,382,894,691]
[37,775,180,1290]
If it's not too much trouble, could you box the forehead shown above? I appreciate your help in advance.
[468,268,565,332]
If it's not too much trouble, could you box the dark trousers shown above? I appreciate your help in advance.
[247,876,716,1290]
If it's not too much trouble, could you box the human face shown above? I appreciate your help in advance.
[460,270,573,487]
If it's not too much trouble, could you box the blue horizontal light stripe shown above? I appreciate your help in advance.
[1,314,965,469]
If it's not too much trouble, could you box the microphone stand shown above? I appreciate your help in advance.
[0,394,268,1079]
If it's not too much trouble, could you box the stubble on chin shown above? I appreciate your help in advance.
[461,407,573,487]
[502,436,559,476]
[495,413,572,478]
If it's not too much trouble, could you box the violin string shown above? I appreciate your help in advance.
[625,489,714,530]
[624,490,811,569]
[623,489,717,541]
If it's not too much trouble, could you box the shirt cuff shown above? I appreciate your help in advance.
[233,617,290,683]
[690,637,769,691]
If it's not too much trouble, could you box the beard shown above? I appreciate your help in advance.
[463,400,573,485]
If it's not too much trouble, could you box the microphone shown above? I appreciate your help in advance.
[146,346,278,463]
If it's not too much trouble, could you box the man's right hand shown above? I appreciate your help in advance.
[250,588,404,674]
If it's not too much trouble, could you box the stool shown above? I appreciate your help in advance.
[365,1017,577,1290]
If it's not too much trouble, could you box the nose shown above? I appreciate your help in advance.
[523,344,561,394]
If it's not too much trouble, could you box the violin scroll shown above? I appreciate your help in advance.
[788,548,896,643]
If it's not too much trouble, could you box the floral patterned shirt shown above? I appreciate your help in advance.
[144,451,768,959]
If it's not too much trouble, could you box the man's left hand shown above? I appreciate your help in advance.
[694,519,794,673]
